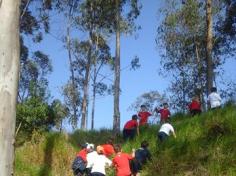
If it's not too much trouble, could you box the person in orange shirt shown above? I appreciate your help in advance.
[112,144,135,176]
[101,138,115,157]
[123,115,139,141]
[138,105,152,126]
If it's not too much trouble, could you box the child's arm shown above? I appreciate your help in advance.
[172,131,176,138]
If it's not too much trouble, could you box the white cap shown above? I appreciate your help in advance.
[86,143,94,150]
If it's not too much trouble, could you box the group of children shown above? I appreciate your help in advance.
[72,139,151,176]
[122,103,172,142]
[72,87,222,176]
[123,87,222,142]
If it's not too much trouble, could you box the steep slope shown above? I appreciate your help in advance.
[15,104,236,176]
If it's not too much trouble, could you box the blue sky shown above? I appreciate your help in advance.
[31,0,236,131]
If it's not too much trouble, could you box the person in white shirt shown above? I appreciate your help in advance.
[158,122,176,142]
[86,143,97,174]
[88,145,112,176]
[208,87,222,109]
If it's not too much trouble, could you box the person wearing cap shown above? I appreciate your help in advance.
[101,138,115,158]
[112,144,135,176]
[86,143,96,174]
[157,121,176,142]
[123,114,139,141]
[88,145,112,176]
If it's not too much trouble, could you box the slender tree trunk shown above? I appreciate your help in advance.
[195,42,206,111]
[66,20,78,129]
[113,0,121,133]
[91,59,97,130]
[81,32,92,130]
[206,0,213,96]
[0,0,20,175]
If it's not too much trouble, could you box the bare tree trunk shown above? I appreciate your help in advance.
[81,32,92,130]
[195,42,206,111]
[113,0,121,133]
[0,0,20,175]
[91,59,97,130]
[206,0,213,96]
[66,19,78,128]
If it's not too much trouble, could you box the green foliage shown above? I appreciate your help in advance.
[16,97,51,134]
[128,91,168,112]
[69,128,123,148]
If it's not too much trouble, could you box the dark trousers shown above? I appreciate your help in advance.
[190,109,201,116]
[158,131,168,142]
[91,172,105,176]
[123,128,136,140]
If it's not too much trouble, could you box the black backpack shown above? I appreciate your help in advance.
[71,156,86,174]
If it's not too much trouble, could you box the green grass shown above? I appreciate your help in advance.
[15,104,236,175]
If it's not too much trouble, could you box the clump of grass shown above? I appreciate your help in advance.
[15,131,75,176]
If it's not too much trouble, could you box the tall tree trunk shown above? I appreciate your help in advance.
[195,42,206,111]
[91,58,97,130]
[81,32,92,130]
[66,20,78,129]
[113,0,121,133]
[206,0,213,96]
[0,0,20,175]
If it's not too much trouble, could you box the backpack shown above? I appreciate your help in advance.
[71,156,86,174]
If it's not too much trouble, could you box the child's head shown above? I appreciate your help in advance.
[96,145,104,155]
[193,96,199,102]
[107,137,114,145]
[86,143,95,152]
[140,104,147,111]
[132,114,138,120]
[114,144,122,153]
[141,140,149,149]
[211,87,217,93]
[163,103,169,109]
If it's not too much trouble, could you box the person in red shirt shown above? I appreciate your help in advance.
[123,115,139,141]
[112,144,135,176]
[155,103,171,124]
[72,143,94,176]
[138,105,152,126]
[188,96,202,116]
[101,138,115,157]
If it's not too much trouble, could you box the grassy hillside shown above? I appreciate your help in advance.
[15,104,236,176]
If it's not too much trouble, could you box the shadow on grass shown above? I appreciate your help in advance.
[38,134,55,176]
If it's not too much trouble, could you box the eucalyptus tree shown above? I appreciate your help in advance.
[19,0,52,102]
[0,0,21,175]
[206,0,213,95]
[55,0,81,129]
[50,99,69,132]
[105,0,141,133]
[157,0,207,110]
[157,0,236,111]
[90,34,111,130]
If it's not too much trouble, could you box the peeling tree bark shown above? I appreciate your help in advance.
[0,0,20,175]
[206,0,213,96]
[113,0,121,133]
